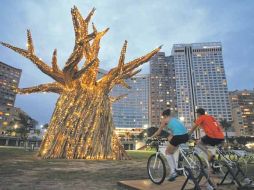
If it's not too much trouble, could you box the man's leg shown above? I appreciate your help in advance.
[198,137,217,189]
[197,141,210,160]
[165,144,178,181]
[165,135,176,174]
[198,136,214,161]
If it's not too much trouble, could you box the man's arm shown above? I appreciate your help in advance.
[150,120,167,138]
[189,123,199,135]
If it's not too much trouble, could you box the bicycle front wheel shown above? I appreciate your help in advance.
[147,153,166,184]
[184,153,203,179]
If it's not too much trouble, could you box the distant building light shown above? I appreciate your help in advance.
[179,117,185,122]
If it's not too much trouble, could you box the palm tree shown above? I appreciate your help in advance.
[220,119,232,143]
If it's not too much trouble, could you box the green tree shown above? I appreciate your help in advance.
[16,113,30,140]
[34,129,41,136]
[137,130,145,140]
[42,123,49,129]
[10,112,34,149]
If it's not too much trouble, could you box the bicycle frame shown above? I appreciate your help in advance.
[194,144,233,167]
[156,142,197,173]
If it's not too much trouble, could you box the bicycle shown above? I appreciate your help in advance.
[146,137,203,184]
[195,143,253,188]
[229,148,254,164]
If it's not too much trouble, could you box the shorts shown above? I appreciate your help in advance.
[201,135,224,146]
[170,133,189,147]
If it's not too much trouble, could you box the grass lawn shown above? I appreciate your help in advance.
[0,147,253,190]
[0,147,154,190]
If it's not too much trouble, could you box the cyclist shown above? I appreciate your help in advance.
[189,108,224,162]
[150,109,189,181]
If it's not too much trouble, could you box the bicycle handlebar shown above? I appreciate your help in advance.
[147,137,168,141]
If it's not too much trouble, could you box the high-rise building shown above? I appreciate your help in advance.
[97,69,150,129]
[0,61,22,130]
[111,74,150,129]
[0,61,22,107]
[229,90,254,136]
[172,42,232,129]
[149,52,177,128]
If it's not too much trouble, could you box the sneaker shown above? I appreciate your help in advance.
[206,183,215,190]
[167,172,178,181]
[243,178,252,185]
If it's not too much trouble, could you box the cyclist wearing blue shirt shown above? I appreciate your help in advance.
[150,109,189,181]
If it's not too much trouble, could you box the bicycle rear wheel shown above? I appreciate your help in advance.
[147,153,166,184]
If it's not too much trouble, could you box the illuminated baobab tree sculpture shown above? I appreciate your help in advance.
[1,6,161,159]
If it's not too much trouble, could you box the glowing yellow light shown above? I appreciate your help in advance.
[1,5,160,160]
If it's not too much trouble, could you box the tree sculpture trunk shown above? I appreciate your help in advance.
[1,6,160,159]
[38,88,128,159]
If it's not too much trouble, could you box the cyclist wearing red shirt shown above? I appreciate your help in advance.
[189,108,225,168]
[189,108,224,146]
[189,109,223,190]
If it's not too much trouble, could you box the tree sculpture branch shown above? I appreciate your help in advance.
[1,6,161,95]
[16,82,64,94]
[99,43,162,92]
[0,30,65,84]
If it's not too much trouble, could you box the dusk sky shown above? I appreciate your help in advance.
[0,0,253,125]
